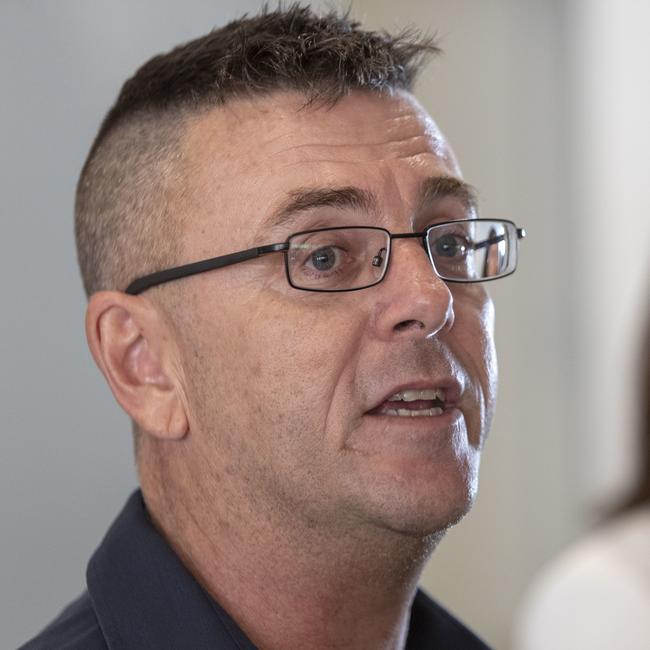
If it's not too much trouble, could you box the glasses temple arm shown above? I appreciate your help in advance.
[470,227,526,251]
[125,243,287,295]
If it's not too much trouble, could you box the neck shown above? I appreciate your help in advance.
[140,449,443,650]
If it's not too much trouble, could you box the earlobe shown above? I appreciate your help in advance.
[85,291,188,441]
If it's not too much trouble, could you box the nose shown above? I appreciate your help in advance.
[371,238,454,341]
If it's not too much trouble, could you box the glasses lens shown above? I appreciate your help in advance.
[287,227,389,291]
[427,220,518,281]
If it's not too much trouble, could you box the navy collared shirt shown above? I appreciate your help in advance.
[19,491,491,649]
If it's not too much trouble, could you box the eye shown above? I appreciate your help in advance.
[308,246,340,271]
[433,233,469,258]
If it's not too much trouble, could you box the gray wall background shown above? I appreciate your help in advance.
[2,2,648,649]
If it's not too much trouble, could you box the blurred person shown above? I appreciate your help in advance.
[19,5,525,650]
[514,310,650,649]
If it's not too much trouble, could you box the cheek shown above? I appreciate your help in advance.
[218,299,366,493]
[454,284,495,364]
[248,303,362,412]
[452,288,498,436]
[190,292,363,435]
[478,297,498,404]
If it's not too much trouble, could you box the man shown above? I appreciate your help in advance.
[21,5,524,649]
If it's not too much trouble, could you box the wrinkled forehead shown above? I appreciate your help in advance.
[177,90,464,250]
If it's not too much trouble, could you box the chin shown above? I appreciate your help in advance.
[356,456,481,538]
[381,487,477,539]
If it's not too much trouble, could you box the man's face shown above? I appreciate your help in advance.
[170,90,497,537]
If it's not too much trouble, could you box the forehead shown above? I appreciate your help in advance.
[179,90,462,249]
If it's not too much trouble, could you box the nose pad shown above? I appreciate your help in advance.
[372,247,387,268]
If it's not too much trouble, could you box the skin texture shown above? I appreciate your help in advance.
[86,89,497,650]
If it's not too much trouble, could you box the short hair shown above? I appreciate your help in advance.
[74,3,440,297]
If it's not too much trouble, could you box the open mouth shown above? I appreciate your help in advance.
[369,388,446,417]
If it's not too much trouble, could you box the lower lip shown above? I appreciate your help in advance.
[346,406,465,458]
[362,406,463,434]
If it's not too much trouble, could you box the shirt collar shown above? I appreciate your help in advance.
[86,489,258,650]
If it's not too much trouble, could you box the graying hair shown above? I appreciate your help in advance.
[74,3,440,297]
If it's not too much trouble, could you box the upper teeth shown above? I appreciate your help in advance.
[388,388,445,402]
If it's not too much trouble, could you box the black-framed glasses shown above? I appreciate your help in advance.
[125,219,526,295]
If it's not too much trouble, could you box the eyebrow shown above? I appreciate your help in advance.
[262,186,378,233]
[261,176,478,234]
[416,176,479,215]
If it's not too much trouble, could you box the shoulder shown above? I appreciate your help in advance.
[17,591,107,650]
[408,589,491,649]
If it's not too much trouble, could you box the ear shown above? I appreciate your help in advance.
[85,291,188,441]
